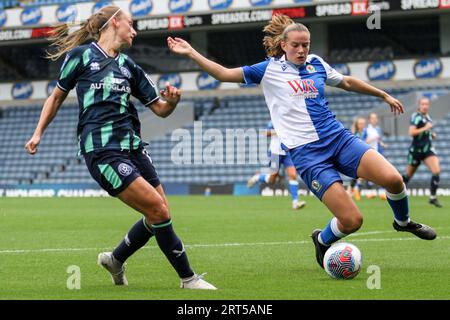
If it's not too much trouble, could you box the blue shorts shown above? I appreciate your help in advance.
[268,152,294,173]
[288,129,370,200]
[83,148,160,196]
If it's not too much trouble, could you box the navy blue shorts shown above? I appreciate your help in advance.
[407,150,436,167]
[83,148,160,196]
[288,129,371,200]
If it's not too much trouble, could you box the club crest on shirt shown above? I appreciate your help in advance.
[118,163,133,176]
[311,180,322,192]
[306,65,316,73]
[120,66,131,78]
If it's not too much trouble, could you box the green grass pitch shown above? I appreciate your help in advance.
[0,196,448,300]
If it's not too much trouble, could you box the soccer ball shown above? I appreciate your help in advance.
[323,242,362,280]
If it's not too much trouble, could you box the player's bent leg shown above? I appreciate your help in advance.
[118,178,216,289]
[403,165,418,185]
[321,182,363,234]
[118,177,170,224]
[312,182,363,268]
[357,149,404,193]
[357,150,436,240]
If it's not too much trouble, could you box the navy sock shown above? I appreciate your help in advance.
[113,218,154,263]
[430,174,439,197]
[402,174,410,185]
[152,219,194,279]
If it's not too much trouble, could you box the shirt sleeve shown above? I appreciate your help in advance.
[57,48,83,92]
[313,55,343,87]
[410,113,420,126]
[323,60,344,87]
[130,63,159,106]
[242,60,269,85]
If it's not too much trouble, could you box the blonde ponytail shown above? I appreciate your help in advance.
[46,5,123,61]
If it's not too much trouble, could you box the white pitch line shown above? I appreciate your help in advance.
[0,235,448,255]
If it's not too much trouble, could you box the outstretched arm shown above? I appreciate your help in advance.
[25,87,68,154]
[167,37,244,83]
[337,76,404,115]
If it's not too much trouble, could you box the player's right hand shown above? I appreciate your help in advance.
[167,37,192,56]
[25,135,40,155]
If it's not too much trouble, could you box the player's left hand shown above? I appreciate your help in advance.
[160,82,181,106]
[384,95,404,115]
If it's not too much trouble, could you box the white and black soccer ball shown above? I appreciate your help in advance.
[323,242,362,280]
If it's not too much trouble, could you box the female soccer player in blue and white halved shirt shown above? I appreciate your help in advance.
[168,14,436,269]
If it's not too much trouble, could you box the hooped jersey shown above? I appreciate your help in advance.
[57,41,159,154]
[242,54,344,149]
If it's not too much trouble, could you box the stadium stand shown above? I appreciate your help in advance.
[0,0,19,9]
[1,86,450,187]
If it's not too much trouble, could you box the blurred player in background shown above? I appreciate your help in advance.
[402,97,442,208]
[347,116,366,201]
[247,120,306,210]
[25,6,216,290]
[168,14,436,270]
[362,112,387,200]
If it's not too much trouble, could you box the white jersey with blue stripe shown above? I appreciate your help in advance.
[267,120,286,155]
[242,54,344,149]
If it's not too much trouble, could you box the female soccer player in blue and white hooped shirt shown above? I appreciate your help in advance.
[168,14,436,269]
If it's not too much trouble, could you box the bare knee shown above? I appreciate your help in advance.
[144,202,170,224]
[339,214,363,234]
[382,171,404,193]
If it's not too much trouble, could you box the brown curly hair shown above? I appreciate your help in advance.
[263,14,310,58]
